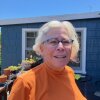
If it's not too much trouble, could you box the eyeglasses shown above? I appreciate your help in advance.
[42,38,74,47]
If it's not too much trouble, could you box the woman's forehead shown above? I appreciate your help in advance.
[42,32,70,42]
[41,27,70,42]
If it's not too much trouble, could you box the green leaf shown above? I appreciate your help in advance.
[75,74,81,80]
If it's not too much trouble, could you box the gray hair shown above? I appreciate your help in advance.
[33,20,79,61]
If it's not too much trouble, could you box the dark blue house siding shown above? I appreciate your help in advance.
[1,25,22,69]
[70,19,100,79]
[1,19,100,80]
[1,23,45,70]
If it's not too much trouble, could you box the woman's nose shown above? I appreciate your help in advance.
[56,42,64,50]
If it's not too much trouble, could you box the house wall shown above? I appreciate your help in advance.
[1,19,100,80]
[1,22,45,70]
[71,18,100,80]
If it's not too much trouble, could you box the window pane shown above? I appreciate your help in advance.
[26,32,37,37]
[25,50,41,60]
[26,38,35,48]
[25,31,40,59]
[25,50,36,58]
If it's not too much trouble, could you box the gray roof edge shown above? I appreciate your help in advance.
[0,11,100,26]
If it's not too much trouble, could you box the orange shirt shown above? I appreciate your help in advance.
[8,63,86,100]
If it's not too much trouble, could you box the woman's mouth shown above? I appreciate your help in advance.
[54,55,66,58]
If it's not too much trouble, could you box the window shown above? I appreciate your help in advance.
[69,28,87,74]
[22,28,87,74]
[22,28,39,60]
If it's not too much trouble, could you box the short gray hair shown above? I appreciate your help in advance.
[33,20,79,61]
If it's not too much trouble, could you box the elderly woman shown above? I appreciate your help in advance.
[8,20,86,100]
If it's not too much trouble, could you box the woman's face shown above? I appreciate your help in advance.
[40,27,72,71]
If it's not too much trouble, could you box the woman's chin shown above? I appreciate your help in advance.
[53,63,66,69]
[54,60,67,66]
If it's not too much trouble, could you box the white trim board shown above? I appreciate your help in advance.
[75,28,87,74]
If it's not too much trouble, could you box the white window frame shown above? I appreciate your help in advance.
[22,28,39,60]
[75,28,87,74]
[22,28,87,74]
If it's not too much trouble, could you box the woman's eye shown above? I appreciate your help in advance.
[63,41,70,44]
[50,41,57,44]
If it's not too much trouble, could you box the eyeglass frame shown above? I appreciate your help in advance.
[42,38,74,47]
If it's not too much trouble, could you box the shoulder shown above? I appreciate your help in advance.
[18,63,44,82]
[11,64,44,92]
[65,66,74,74]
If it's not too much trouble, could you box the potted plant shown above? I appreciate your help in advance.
[21,58,35,70]
[3,68,11,77]
[0,74,7,83]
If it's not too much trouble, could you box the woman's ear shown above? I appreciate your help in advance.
[40,44,44,56]
[40,44,43,52]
